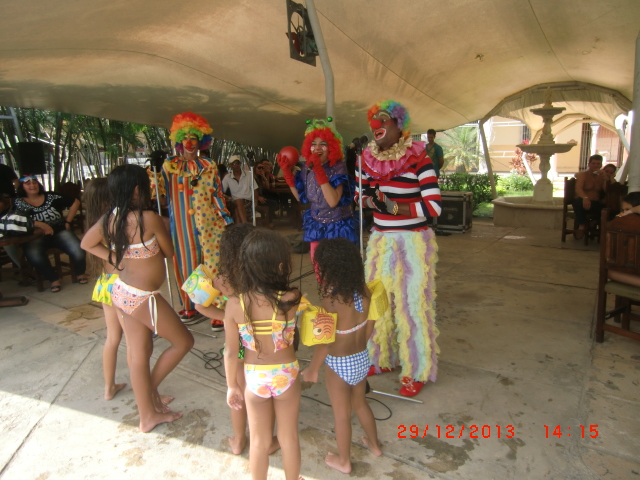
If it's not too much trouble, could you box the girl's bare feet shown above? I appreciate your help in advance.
[268,435,280,455]
[325,452,351,474]
[361,436,382,456]
[152,391,171,413]
[160,394,174,405]
[228,435,247,455]
[104,383,126,400]
[139,411,182,433]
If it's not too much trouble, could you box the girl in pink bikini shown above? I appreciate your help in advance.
[81,164,194,433]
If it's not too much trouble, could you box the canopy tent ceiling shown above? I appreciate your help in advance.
[0,0,638,152]
[482,81,633,139]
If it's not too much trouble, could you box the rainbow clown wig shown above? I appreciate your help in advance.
[301,118,344,166]
[170,112,213,153]
[367,100,412,138]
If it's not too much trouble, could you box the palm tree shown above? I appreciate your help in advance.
[440,125,483,173]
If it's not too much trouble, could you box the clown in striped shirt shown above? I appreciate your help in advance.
[356,100,442,397]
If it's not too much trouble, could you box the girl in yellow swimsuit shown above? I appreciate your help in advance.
[84,178,127,401]
[223,229,303,480]
[81,164,194,433]
[195,223,279,456]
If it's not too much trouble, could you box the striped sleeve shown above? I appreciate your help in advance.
[409,156,441,218]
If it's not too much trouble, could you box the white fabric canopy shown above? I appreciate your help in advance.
[0,0,638,151]
[482,82,632,137]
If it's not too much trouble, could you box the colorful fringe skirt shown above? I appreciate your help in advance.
[365,229,439,383]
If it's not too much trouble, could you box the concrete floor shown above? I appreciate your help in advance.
[1,219,639,480]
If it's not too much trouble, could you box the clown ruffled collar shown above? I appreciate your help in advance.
[367,135,412,161]
[165,155,214,176]
[362,137,425,180]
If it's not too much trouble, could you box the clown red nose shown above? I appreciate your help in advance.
[369,119,382,130]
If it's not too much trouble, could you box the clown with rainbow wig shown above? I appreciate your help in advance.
[153,112,231,320]
[356,100,442,397]
[278,118,357,259]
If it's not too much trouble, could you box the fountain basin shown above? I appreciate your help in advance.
[517,143,575,155]
[492,196,563,230]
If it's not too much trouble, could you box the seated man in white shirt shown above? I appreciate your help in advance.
[222,155,263,223]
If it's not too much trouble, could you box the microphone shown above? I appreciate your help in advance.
[359,135,369,146]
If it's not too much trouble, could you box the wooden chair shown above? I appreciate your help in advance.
[603,182,628,217]
[561,177,577,242]
[595,208,640,343]
[561,177,597,244]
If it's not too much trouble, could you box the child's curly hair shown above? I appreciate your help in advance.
[313,238,366,305]
[218,223,255,293]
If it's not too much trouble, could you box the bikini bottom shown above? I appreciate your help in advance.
[244,361,299,398]
[325,349,370,386]
[111,278,161,334]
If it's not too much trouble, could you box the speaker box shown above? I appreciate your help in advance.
[429,191,473,233]
[16,142,46,175]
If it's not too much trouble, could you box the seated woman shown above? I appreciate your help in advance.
[14,175,88,292]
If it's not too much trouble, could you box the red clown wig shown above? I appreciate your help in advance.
[301,119,343,167]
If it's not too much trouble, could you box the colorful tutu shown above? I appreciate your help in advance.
[92,273,118,306]
[365,228,439,383]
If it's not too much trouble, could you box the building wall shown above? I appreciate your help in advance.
[436,115,624,176]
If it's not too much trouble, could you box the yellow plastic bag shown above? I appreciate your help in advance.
[366,279,389,320]
[181,264,221,307]
[299,304,337,346]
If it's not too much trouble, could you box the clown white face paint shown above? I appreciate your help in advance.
[182,134,200,156]
[371,111,401,151]
[310,137,329,164]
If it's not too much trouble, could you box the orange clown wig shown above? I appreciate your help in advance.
[301,118,343,167]
[170,112,213,153]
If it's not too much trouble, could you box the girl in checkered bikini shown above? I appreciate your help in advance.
[301,237,382,474]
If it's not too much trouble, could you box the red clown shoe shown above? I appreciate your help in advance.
[399,377,425,397]
[179,309,199,321]
[367,366,394,377]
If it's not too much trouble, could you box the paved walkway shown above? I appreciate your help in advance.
[1,221,638,479]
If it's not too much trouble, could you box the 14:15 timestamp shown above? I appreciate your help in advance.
[544,425,599,438]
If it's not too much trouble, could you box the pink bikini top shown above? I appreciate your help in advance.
[237,293,295,352]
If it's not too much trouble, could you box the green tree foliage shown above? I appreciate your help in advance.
[439,173,498,207]
[0,107,277,188]
[440,125,483,173]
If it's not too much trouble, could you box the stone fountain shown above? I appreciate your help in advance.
[492,89,576,229]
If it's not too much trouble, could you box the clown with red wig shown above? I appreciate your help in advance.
[278,119,357,258]
[154,112,232,320]
[356,100,442,397]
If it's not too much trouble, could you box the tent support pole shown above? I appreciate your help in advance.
[479,120,497,198]
[306,0,335,123]
[615,115,631,183]
[627,29,640,193]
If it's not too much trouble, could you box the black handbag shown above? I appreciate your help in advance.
[0,207,35,237]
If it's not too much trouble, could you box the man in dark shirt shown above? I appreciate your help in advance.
[0,163,19,198]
